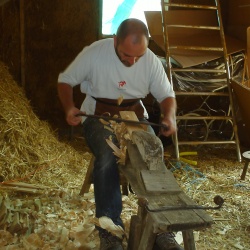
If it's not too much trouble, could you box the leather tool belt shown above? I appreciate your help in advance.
[93,97,144,118]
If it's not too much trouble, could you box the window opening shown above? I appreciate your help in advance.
[102,0,161,36]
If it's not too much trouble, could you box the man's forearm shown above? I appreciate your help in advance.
[58,83,82,126]
[160,97,177,119]
[57,83,75,113]
[159,97,177,137]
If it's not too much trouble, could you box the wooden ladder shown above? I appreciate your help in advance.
[160,0,242,162]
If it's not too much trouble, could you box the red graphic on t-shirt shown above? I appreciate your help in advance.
[118,81,126,88]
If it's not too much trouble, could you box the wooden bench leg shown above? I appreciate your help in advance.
[241,151,250,180]
[128,204,149,250]
[182,230,196,250]
[128,215,141,250]
[79,156,95,195]
[79,156,129,195]
[120,174,129,196]
[241,160,249,180]
[129,216,199,250]
[138,215,156,250]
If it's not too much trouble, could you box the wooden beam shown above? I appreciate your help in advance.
[20,0,25,87]
[247,27,250,77]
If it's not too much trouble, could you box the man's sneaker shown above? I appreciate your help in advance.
[154,232,184,250]
[99,230,123,250]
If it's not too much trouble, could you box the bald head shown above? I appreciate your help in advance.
[116,18,149,45]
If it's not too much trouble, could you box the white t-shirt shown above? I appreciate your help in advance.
[58,38,175,118]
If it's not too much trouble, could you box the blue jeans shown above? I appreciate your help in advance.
[83,117,124,228]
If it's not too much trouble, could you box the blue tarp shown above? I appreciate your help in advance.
[111,0,137,34]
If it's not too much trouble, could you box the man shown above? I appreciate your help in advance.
[58,18,183,250]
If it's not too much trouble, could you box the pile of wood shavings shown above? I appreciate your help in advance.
[0,187,137,249]
[105,120,130,165]
[0,61,91,190]
[0,189,96,249]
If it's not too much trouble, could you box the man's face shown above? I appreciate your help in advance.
[114,34,148,67]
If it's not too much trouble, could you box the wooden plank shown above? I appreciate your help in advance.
[120,111,165,170]
[140,170,182,194]
[119,111,144,136]
[119,143,147,197]
[178,192,213,225]
[151,209,206,232]
[0,186,43,194]
[131,130,164,170]
[0,181,49,194]
[248,27,250,76]
[20,0,26,88]
[146,195,212,232]
[0,182,49,189]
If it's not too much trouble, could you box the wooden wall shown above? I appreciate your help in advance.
[0,0,99,127]
[0,0,21,82]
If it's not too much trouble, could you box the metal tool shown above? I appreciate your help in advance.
[138,195,224,212]
[76,113,169,129]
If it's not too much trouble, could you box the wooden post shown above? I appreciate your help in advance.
[20,0,25,88]
[182,230,196,250]
[79,156,94,195]
[128,215,141,250]
[138,215,156,250]
[247,27,250,78]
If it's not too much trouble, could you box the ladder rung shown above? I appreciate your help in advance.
[177,140,236,146]
[176,116,232,120]
[165,24,220,30]
[163,3,217,10]
[169,46,224,51]
[175,92,229,96]
[171,68,226,73]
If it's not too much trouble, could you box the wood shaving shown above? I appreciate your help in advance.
[117,95,123,106]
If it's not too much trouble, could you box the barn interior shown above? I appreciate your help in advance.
[0,0,250,249]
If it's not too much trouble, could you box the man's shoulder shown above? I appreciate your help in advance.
[144,48,162,66]
[90,38,113,48]
[80,38,113,58]
[146,47,158,58]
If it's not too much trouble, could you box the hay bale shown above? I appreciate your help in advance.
[0,61,90,191]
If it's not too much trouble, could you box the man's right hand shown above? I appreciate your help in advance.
[66,107,83,126]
